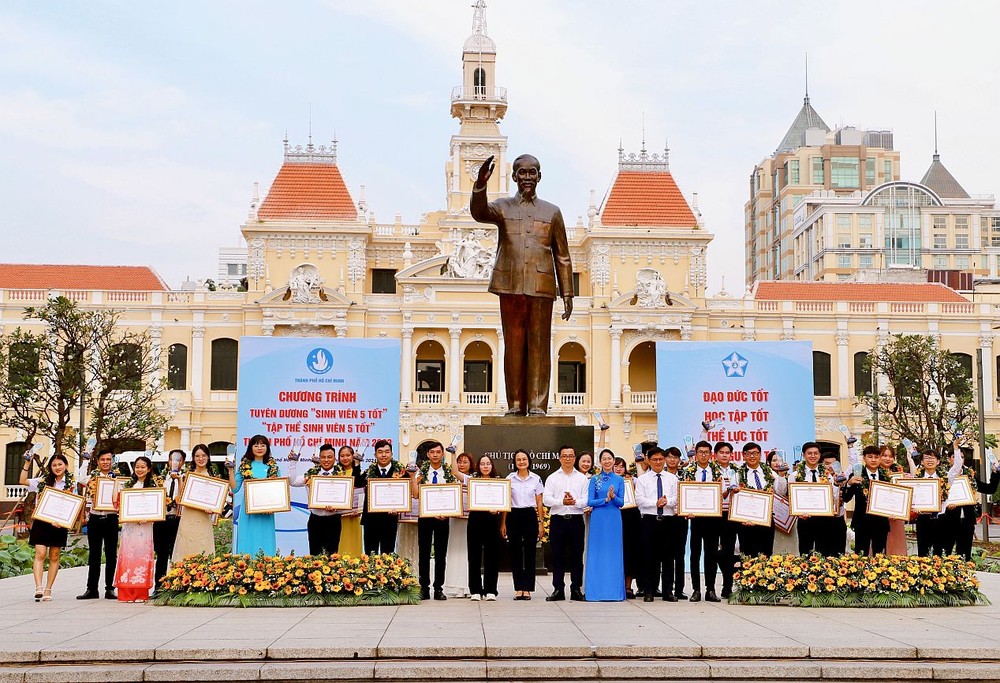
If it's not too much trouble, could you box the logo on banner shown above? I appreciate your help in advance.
[306,348,334,375]
[721,352,748,378]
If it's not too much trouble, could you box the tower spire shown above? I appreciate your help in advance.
[804,52,809,103]
[471,0,487,36]
[933,110,939,159]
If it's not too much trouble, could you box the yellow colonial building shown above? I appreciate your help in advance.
[2,2,1000,499]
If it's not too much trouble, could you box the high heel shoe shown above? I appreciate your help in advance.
[41,589,52,602]
[34,586,43,602]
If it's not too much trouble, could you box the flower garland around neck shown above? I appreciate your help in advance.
[182,463,221,479]
[302,463,348,483]
[239,458,280,480]
[680,459,723,482]
[859,466,893,498]
[419,459,456,484]
[792,459,829,484]
[365,460,404,478]
[124,472,163,490]
[914,464,951,503]
[737,462,775,490]
[37,471,74,495]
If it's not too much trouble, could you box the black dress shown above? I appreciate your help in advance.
[28,478,71,548]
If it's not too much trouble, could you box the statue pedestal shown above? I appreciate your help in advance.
[464,416,592,479]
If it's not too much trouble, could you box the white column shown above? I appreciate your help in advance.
[180,427,192,452]
[836,330,849,397]
[401,327,413,406]
[610,329,622,407]
[981,336,994,414]
[496,328,507,410]
[190,326,205,401]
[549,337,558,407]
[449,327,462,405]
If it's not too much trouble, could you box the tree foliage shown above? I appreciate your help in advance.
[0,297,168,461]
[859,334,977,451]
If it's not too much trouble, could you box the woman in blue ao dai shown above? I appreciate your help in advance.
[584,449,625,601]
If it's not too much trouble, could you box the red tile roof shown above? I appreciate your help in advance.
[754,281,968,303]
[600,170,697,227]
[0,264,169,291]
[257,162,357,221]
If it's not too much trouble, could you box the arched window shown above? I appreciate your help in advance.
[473,67,486,97]
[109,343,142,389]
[167,343,188,391]
[813,351,832,397]
[853,351,872,396]
[210,338,239,391]
[5,441,28,486]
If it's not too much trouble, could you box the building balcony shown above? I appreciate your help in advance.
[556,392,587,407]
[462,392,494,406]
[622,387,657,411]
[415,391,446,405]
[3,485,26,501]
[451,86,507,103]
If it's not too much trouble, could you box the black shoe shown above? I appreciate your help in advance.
[720,587,731,599]
[77,590,99,600]
[434,590,446,601]
[675,592,687,600]
[653,590,662,597]
[643,594,654,603]
[705,591,721,603]
[689,592,701,602]
[545,590,566,602]
[420,588,431,601]
[663,594,678,602]
[570,589,586,602]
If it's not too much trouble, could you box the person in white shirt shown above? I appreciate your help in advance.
[542,445,589,601]
[20,452,73,602]
[735,442,777,557]
[288,443,343,555]
[411,440,454,600]
[912,447,963,557]
[634,447,679,602]
[787,441,840,556]
[502,450,545,600]
[714,442,740,598]
[680,441,722,602]
[77,447,119,600]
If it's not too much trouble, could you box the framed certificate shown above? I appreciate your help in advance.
[772,494,794,534]
[243,477,291,515]
[419,483,463,518]
[119,488,166,523]
[866,481,913,520]
[367,479,412,513]
[622,479,638,510]
[787,482,835,517]
[894,477,941,513]
[92,477,122,512]
[728,489,773,526]
[677,481,722,517]
[33,488,85,529]
[399,496,420,523]
[308,476,354,510]
[946,476,977,507]
[178,472,228,515]
[468,478,511,512]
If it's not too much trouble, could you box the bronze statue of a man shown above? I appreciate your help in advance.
[471,154,574,416]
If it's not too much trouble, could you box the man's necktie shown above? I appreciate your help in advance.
[656,473,663,517]
[432,471,438,484]
[701,469,707,482]
[811,469,817,482]
[381,469,387,477]
[754,471,762,489]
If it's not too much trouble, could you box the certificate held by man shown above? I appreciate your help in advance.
[308,476,354,511]
[866,481,912,520]
[419,483,463,518]
[677,481,722,516]
[787,482,834,516]
[729,489,773,526]
[367,479,412,513]
[893,477,940,513]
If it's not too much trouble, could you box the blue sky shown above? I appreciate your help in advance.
[3,1,999,292]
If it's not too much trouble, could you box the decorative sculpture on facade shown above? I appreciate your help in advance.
[446,231,496,279]
[633,268,672,307]
[284,264,327,303]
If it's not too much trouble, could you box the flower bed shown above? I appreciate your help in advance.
[732,553,989,608]
[154,552,420,607]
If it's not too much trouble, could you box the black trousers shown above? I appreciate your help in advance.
[549,514,584,592]
[153,515,180,585]
[641,515,673,596]
[362,513,398,555]
[916,514,948,557]
[798,516,843,556]
[307,514,342,556]
[718,517,739,591]
[418,517,450,591]
[506,507,538,592]
[467,511,501,595]
[946,508,976,560]
[688,517,720,592]
[737,523,774,558]
[86,513,119,592]
[670,517,689,594]
[854,517,888,555]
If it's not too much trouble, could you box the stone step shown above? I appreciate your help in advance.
[2,657,1000,682]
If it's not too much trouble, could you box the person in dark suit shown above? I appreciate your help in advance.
[361,440,403,555]
[843,446,890,555]
[470,153,574,416]
[945,445,1000,560]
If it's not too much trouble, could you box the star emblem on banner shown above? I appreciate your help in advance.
[721,352,749,377]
